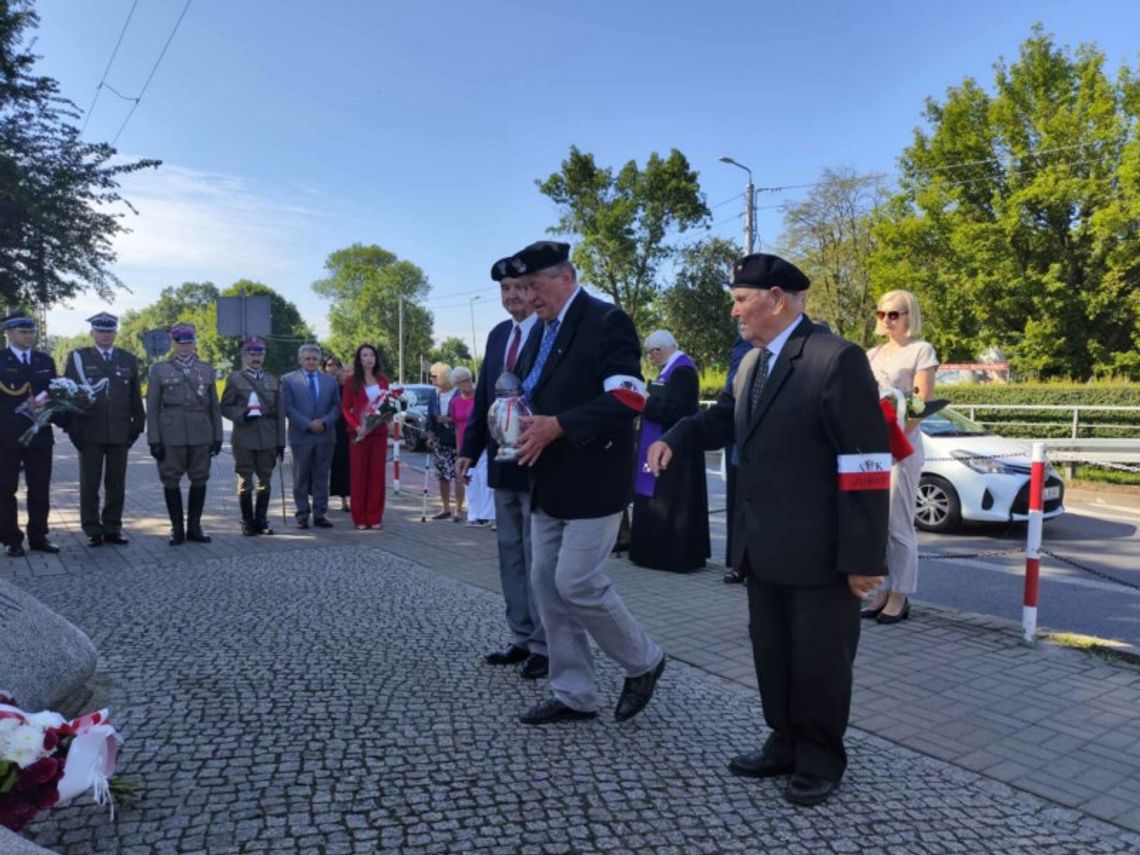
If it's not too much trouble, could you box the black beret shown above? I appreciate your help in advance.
[731,253,810,291]
[490,256,528,282]
[510,241,571,276]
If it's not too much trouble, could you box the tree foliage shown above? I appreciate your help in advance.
[195,280,316,377]
[311,243,433,378]
[428,336,471,367]
[538,146,710,332]
[0,0,159,309]
[116,281,220,362]
[870,26,1140,379]
[776,168,888,346]
[658,237,739,369]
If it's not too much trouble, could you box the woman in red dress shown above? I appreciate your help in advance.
[341,344,389,530]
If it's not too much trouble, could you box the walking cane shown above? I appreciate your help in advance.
[420,456,431,522]
[278,450,288,525]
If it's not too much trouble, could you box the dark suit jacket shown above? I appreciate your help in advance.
[63,347,145,445]
[460,317,541,492]
[525,291,643,519]
[0,350,58,449]
[662,316,889,586]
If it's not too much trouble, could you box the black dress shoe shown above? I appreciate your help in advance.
[485,644,529,666]
[861,603,886,619]
[103,532,129,546]
[313,516,334,528]
[728,749,795,779]
[784,773,837,806]
[519,653,549,680]
[5,543,25,558]
[723,568,746,584]
[519,698,597,725]
[876,598,910,625]
[87,534,105,547]
[295,517,310,530]
[614,655,666,722]
[29,539,61,554]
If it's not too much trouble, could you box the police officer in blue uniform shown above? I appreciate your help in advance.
[0,313,62,556]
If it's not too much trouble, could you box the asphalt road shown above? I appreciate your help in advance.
[399,446,1140,650]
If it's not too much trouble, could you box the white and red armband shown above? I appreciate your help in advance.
[603,375,647,412]
[837,453,892,491]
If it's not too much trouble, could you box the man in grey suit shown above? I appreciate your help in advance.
[281,344,341,529]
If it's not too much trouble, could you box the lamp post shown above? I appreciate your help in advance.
[719,155,755,254]
[469,295,482,364]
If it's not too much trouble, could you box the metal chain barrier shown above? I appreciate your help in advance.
[1040,549,1140,592]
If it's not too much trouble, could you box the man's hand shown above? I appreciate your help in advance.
[516,415,564,467]
[210,441,223,457]
[308,419,325,434]
[456,456,473,481]
[646,440,673,475]
[149,443,165,462]
[847,574,884,599]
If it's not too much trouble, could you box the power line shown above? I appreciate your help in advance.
[112,0,193,146]
[80,0,139,135]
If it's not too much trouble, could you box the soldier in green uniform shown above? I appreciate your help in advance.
[219,337,286,536]
[146,323,223,545]
[64,312,146,547]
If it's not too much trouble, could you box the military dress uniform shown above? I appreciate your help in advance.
[147,324,223,545]
[219,340,286,536]
[64,313,146,546]
[0,315,61,556]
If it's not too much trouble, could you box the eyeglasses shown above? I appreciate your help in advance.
[876,310,908,321]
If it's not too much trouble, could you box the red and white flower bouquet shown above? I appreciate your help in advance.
[355,386,417,444]
[0,691,127,832]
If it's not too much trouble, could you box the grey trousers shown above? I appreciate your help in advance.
[884,441,923,595]
[291,440,334,519]
[531,509,662,712]
[78,442,129,536]
[494,488,545,655]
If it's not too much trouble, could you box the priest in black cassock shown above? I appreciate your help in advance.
[629,330,710,572]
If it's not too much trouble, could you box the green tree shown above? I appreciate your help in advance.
[776,168,887,346]
[116,281,219,361]
[0,0,159,309]
[658,238,739,369]
[538,146,710,332]
[871,26,1140,379]
[196,280,316,377]
[312,244,433,378]
[428,336,471,367]
[48,331,90,370]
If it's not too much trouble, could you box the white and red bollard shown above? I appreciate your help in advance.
[1022,441,1046,644]
[391,420,402,495]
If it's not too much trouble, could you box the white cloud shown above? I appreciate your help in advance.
[46,164,329,337]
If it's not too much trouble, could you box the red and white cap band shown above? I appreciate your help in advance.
[837,453,892,491]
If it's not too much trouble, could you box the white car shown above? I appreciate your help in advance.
[915,407,1065,533]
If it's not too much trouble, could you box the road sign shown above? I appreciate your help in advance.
[142,329,171,358]
[216,295,271,337]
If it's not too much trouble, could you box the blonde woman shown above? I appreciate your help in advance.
[863,290,938,624]
[425,361,462,520]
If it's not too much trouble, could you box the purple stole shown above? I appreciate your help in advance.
[634,353,696,497]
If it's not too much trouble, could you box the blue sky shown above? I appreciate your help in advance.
[31,0,1140,361]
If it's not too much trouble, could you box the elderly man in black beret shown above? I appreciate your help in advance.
[648,252,890,806]
[511,240,666,727]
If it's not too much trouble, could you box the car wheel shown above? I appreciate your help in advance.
[915,475,962,533]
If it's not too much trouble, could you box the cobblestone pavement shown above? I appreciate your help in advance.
[4,440,1140,850]
[13,546,1140,854]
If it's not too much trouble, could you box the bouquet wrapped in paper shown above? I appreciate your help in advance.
[0,691,128,832]
[355,386,417,444]
[878,387,950,462]
[15,377,96,446]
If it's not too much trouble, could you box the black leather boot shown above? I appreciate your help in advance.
[164,488,185,546]
[186,484,212,543]
[254,489,273,535]
[240,492,256,536]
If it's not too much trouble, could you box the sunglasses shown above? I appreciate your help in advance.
[876,310,908,321]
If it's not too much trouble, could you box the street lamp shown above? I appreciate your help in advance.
[469,295,482,364]
[719,155,755,254]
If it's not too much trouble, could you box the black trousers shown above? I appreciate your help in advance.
[746,571,861,782]
[78,442,130,536]
[725,458,738,567]
[0,445,52,546]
